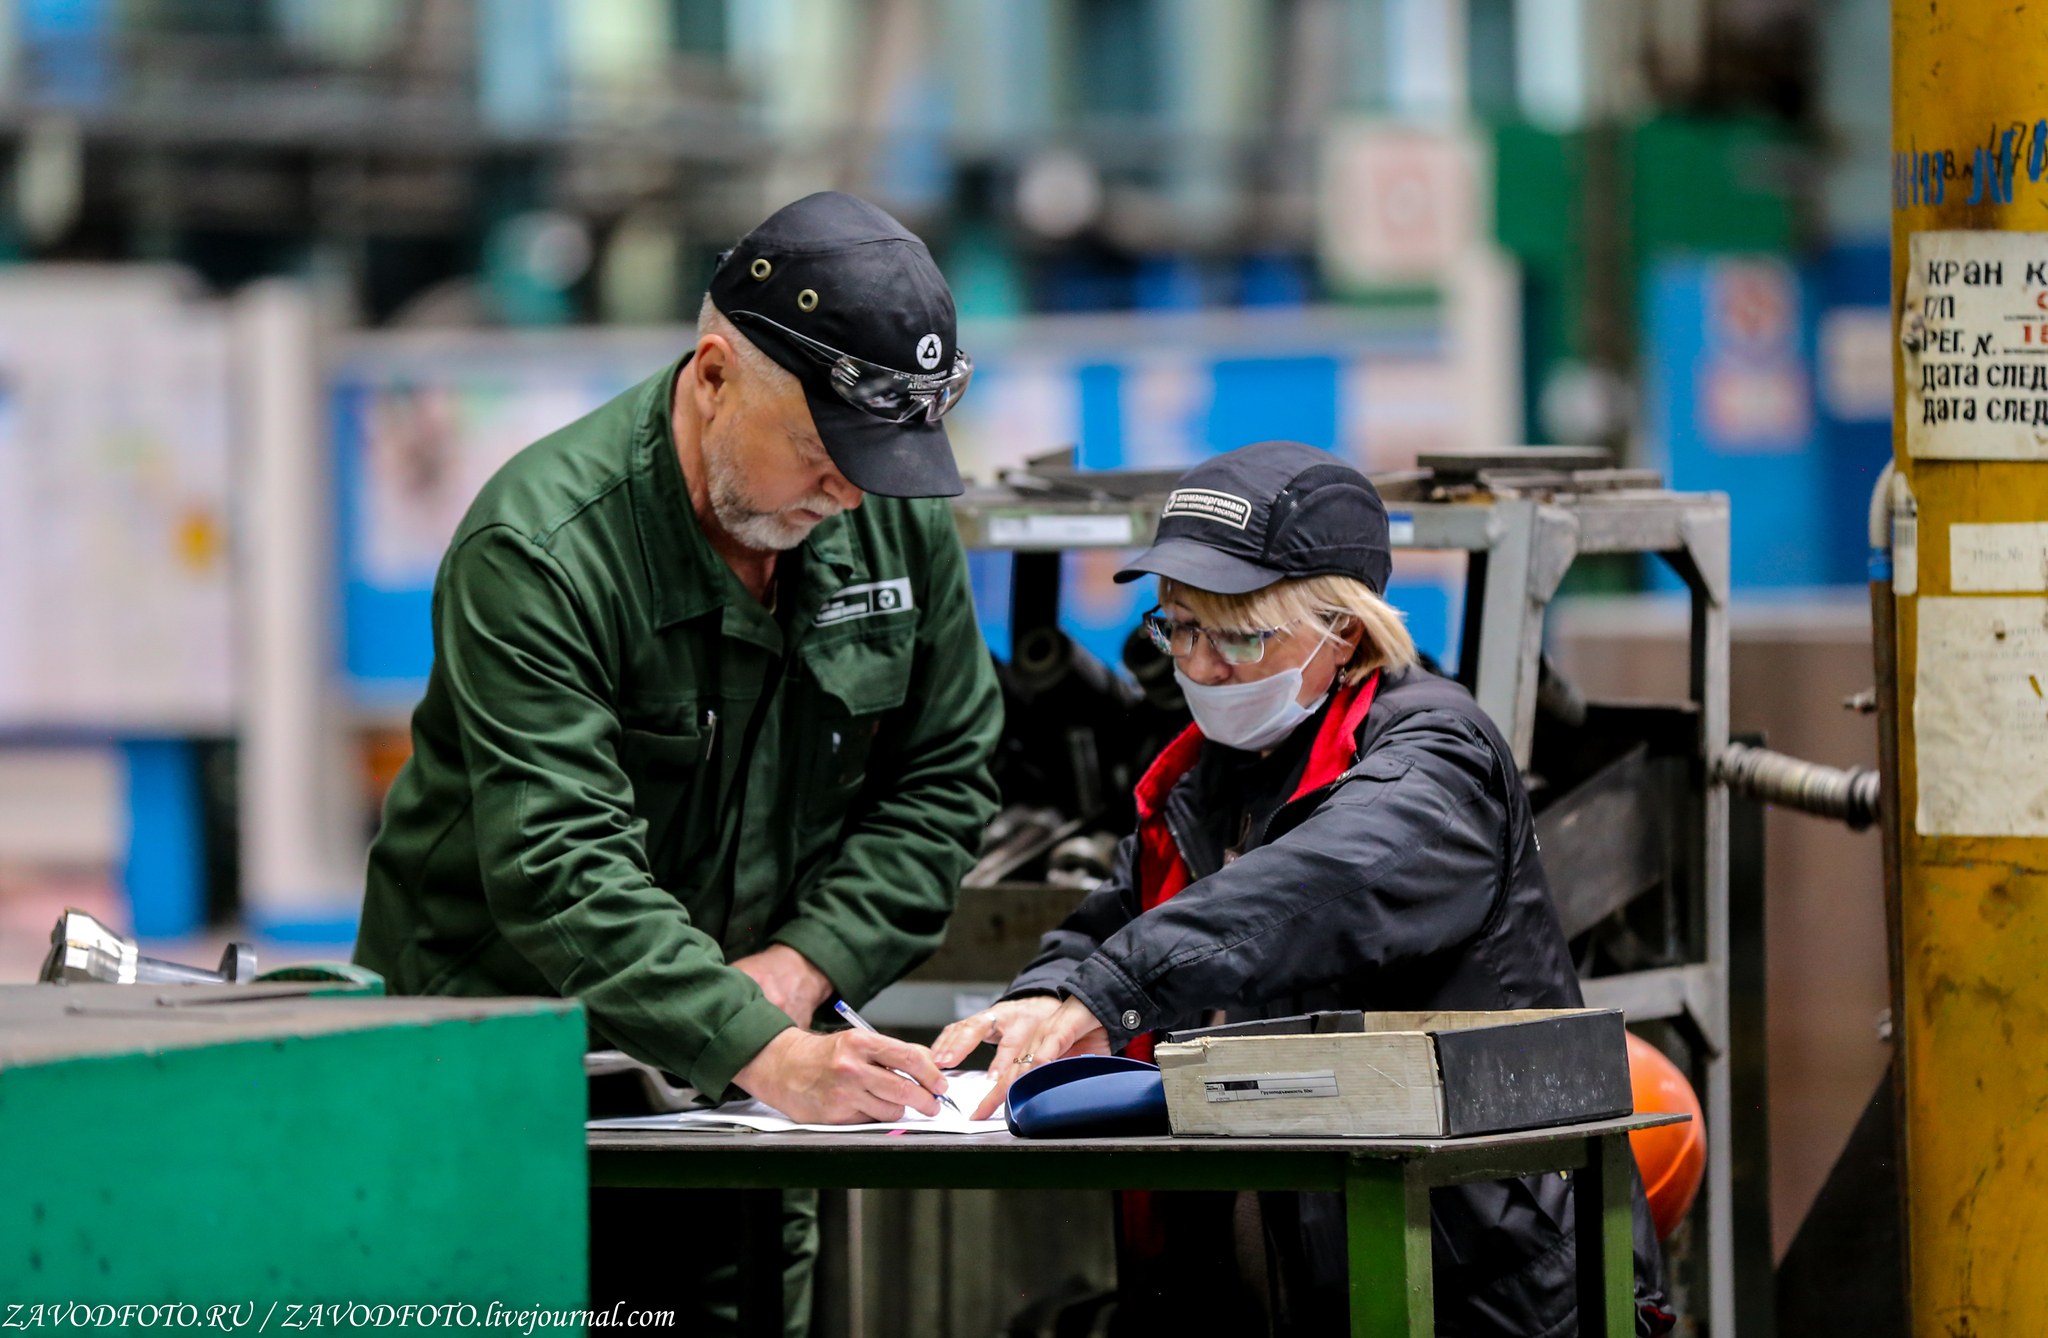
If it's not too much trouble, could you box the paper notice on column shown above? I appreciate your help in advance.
[1915,597,2048,836]
[586,1071,1007,1134]
[1951,521,2048,591]
[1903,231,2048,460]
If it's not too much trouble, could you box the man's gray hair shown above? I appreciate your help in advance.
[697,294,799,395]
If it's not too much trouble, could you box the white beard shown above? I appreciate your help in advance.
[703,434,843,552]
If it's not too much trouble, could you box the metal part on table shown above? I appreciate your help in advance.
[250,961,386,994]
[1712,741,1881,831]
[585,1049,699,1114]
[38,909,258,986]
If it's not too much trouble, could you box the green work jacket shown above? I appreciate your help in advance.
[354,360,1002,1097]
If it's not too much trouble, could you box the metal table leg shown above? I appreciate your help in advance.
[1346,1154,1433,1337]
[738,1187,785,1338]
[1574,1132,1635,1338]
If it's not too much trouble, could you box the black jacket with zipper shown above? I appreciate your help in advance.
[1007,664,1671,1337]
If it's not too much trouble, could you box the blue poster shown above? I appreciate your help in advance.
[1644,255,1826,588]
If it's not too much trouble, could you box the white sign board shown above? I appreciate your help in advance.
[1903,230,2048,459]
[1319,122,1480,287]
[0,268,235,730]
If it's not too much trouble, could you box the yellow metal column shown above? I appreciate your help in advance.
[1894,6,2048,1334]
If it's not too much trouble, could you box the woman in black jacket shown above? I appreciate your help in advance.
[933,441,1671,1338]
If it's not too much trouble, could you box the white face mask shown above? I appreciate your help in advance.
[1174,663,1325,752]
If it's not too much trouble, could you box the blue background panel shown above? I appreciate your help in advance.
[1645,255,1827,590]
[1207,357,1339,455]
[121,739,204,939]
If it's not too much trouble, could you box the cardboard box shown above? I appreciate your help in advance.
[1155,1008,1633,1138]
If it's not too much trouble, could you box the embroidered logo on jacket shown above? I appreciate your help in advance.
[816,576,915,626]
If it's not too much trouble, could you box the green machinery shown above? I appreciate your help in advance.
[0,977,587,1313]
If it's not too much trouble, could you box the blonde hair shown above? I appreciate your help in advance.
[696,294,800,396]
[1159,573,1416,686]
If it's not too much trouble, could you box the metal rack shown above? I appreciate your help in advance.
[869,448,1740,1331]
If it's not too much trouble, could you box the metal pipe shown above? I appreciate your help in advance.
[1712,742,1881,831]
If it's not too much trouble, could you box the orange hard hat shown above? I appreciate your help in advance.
[1625,1031,1706,1239]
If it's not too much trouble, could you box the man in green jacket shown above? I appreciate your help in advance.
[355,193,1001,1326]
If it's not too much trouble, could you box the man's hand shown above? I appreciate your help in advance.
[732,1027,949,1124]
[731,944,835,1025]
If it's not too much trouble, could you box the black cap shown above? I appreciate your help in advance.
[708,192,964,498]
[1115,441,1392,595]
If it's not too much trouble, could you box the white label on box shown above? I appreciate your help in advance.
[1203,1070,1341,1103]
[1387,512,1416,546]
[1914,596,2048,836]
[986,513,1135,547]
[1951,521,2048,591]
[1903,231,2048,459]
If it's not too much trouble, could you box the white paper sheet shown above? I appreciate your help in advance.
[587,1071,1007,1134]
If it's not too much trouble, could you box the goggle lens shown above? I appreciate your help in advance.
[1141,612,1272,665]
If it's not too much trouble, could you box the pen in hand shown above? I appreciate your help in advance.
[833,999,962,1115]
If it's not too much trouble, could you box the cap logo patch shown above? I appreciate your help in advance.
[1161,488,1253,529]
[915,333,943,370]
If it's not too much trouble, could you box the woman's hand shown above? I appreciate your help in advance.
[935,995,1112,1120]
[932,997,1061,1069]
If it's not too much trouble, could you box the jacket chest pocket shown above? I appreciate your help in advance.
[619,716,711,866]
[794,627,915,832]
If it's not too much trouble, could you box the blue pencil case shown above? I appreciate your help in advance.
[1005,1055,1169,1138]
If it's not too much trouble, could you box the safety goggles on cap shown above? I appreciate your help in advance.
[728,309,974,426]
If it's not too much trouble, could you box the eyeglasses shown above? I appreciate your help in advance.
[1141,609,1292,665]
[728,310,974,425]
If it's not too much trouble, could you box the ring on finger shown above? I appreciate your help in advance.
[1016,1052,1036,1066]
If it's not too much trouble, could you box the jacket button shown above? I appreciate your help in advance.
[1121,1010,1141,1031]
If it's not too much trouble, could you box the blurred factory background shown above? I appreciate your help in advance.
[0,0,1889,1276]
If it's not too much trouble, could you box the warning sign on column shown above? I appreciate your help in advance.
[1904,231,2048,459]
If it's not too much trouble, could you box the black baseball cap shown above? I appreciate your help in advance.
[708,192,967,499]
[1115,441,1393,595]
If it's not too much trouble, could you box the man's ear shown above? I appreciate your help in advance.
[691,333,737,421]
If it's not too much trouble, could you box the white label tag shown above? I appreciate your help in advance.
[1903,231,2048,460]
[1203,1070,1340,1103]
[1951,521,2048,592]
[985,513,1135,547]
[1914,596,2048,836]
[1161,488,1253,529]
[816,577,914,626]
[1388,511,1416,546]
[1894,513,1919,596]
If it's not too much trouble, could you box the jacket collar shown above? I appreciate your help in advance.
[1133,672,1381,825]
[634,356,860,633]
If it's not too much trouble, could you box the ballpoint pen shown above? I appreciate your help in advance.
[833,999,963,1115]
